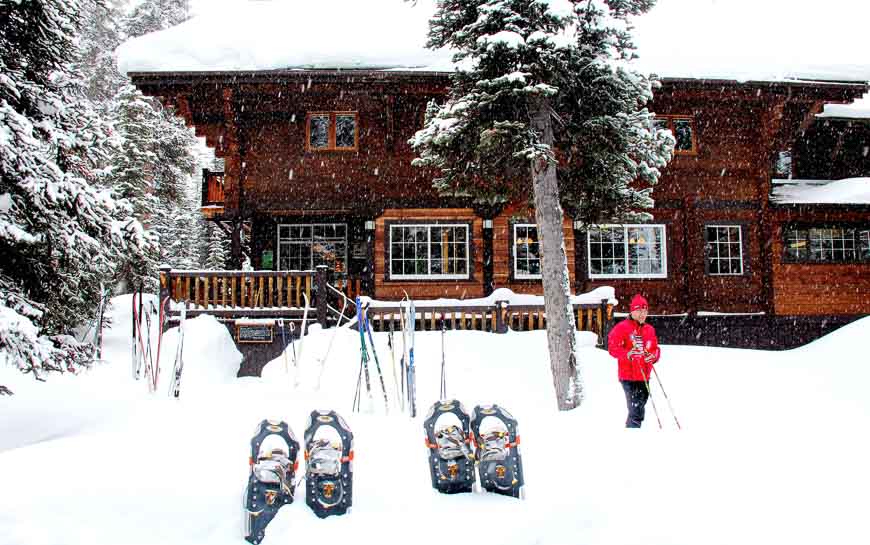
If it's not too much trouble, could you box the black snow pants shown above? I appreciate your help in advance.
[621,380,649,428]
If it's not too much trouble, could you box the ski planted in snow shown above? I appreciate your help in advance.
[352,296,374,413]
[423,400,475,494]
[470,405,525,498]
[304,410,354,518]
[168,303,187,398]
[244,420,300,544]
[407,299,417,418]
[362,303,389,412]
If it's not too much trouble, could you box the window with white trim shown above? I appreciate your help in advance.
[389,224,469,279]
[587,225,667,278]
[513,224,541,279]
[277,224,347,272]
[705,225,744,275]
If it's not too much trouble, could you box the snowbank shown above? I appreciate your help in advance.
[771,178,870,204]
[160,314,242,390]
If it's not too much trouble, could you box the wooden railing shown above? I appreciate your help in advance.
[161,268,315,309]
[364,299,614,345]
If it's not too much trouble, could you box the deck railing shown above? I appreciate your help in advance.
[158,266,614,342]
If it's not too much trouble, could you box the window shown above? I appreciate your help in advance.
[587,225,667,278]
[784,226,870,263]
[705,225,744,275]
[654,115,696,154]
[277,224,348,272]
[513,224,541,279]
[389,224,469,279]
[306,112,358,151]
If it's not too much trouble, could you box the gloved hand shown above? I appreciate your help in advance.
[643,351,656,364]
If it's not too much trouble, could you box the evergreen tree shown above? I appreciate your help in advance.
[203,222,230,270]
[125,0,191,39]
[79,0,130,103]
[1,0,154,378]
[410,0,673,409]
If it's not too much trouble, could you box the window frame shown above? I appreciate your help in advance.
[305,111,359,152]
[586,224,668,279]
[388,223,471,281]
[654,115,697,155]
[512,223,543,280]
[276,223,349,272]
[782,223,870,264]
[704,224,746,276]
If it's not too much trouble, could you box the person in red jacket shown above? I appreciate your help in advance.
[607,294,661,428]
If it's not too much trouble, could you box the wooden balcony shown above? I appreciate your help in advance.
[201,168,225,218]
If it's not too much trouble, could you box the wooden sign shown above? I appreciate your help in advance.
[236,322,274,344]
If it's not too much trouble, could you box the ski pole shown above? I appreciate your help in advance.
[651,366,682,430]
[278,319,289,375]
[363,304,390,413]
[637,362,662,430]
[440,319,447,400]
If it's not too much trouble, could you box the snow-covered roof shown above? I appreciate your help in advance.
[817,93,870,119]
[771,178,870,205]
[117,0,870,85]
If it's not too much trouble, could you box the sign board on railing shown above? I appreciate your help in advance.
[236,322,274,344]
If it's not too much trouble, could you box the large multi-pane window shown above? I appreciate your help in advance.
[705,225,744,275]
[306,112,358,151]
[784,226,870,263]
[389,224,469,279]
[513,224,541,279]
[587,225,667,278]
[277,224,348,272]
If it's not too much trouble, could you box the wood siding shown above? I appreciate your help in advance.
[771,207,870,316]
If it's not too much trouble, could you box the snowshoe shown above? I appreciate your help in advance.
[423,400,475,494]
[244,419,300,545]
[470,405,524,498]
[304,410,354,518]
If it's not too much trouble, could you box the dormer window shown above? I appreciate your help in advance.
[654,115,697,154]
[306,112,358,151]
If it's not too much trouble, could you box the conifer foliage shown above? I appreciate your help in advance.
[411,0,674,409]
[0,0,153,377]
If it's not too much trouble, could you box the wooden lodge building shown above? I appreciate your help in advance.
[122,7,870,349]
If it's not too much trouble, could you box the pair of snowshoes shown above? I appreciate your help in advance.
[423,400,524,499]
[244,411,354,544]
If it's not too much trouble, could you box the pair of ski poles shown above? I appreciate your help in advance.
[638,362,681,430]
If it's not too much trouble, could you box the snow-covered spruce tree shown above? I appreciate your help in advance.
[1,0,154,379]
[203,221,230,270]
[410,0,673,410]
[78,0,130,104]
[116,0,202,276]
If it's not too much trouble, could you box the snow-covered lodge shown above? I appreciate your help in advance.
[119,2,870,348]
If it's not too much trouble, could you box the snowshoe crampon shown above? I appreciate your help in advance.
[423,400,475,494]
[304,410,354,518]
[244,420,300,544]
[471,405,524,498]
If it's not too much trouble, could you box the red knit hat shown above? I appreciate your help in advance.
[630,294,649,312]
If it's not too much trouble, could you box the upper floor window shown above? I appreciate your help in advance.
[513,223,541,279]
[306,112,358,151]
[587,225,667,279]
[654,115,696,154]
[705,225,744,275]
[389,224,469,280]
[784,226,870,263]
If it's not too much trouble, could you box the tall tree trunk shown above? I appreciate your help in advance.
[528,98,582,410]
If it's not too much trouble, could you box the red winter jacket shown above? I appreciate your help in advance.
[607,318,661,382]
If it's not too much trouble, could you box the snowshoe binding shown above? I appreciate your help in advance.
[470,405,524,498]
[244,419,300,544]
[423,400,475,494]
[304,410,354,518]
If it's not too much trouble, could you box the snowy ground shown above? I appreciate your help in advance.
[2,295,868,545]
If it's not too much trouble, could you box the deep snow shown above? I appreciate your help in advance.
[1,295,869,545]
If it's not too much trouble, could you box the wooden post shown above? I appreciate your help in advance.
[495,300,508,334]
[159,266,172,332]
[599,299,613,348]
[316,265,328,328]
